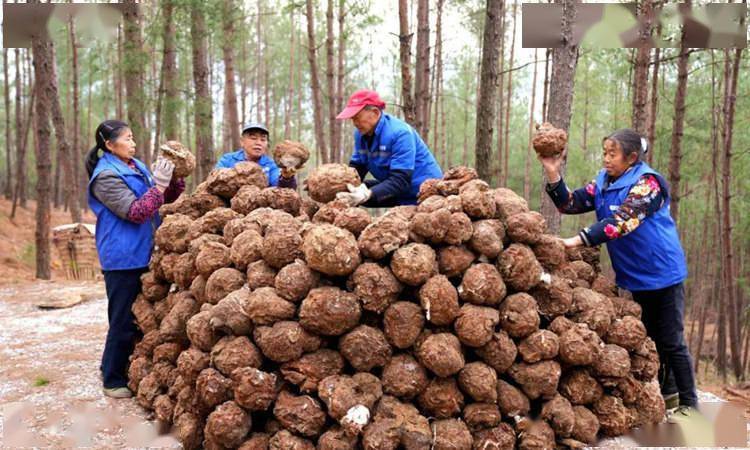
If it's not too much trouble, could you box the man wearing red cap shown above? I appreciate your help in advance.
[335,89,442,206]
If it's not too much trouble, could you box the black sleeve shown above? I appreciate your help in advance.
[349,161,369,181]
[364,169,413,207]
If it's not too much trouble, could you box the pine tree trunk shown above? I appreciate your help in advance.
[222,0,241,150]
[540,0,578,234]
[284,9,295,140]
[326,0,337,163]
[501,0,517,187]
[398,0,416,125]
[162,0,180,141]
[668,41,690,224]
[336,0,346,162]
[474,0,503,182]
[414,0,430,139]
[631,0,652,134]
[3,49,12,199]
[69,17,85,214]
[646,46,660,165]
[191,0,215,182]
[431,0,444,160]
[524,49,539,201]
[720,47,743,379]
[541,48,550,121]
[123,1,151,167]
[306,0,328,160]
[14,49,28,209]
[48,45,80,222]
[116,26,124,120]
[255,0,262,123]
[31,25,53,280]
[495,7,506,184]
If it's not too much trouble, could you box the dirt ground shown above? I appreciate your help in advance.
[0,280,179,448]
[0,197,97,284]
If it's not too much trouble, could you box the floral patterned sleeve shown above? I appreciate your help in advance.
[545,178,597,214]
[580,174,664,247]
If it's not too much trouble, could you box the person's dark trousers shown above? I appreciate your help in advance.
[101,267,146,389]
[632,282,698,407]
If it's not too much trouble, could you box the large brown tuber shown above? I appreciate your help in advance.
[417,333,465,377]
[472,423,516,450]
[454,304,499,347]
[418,377,465,419]
[206,162,268,198]
[540,394,575,437]
[419,274,460,326]
[204,400,251,448]
[593,395,635,437]
[299,286,361,336]
[302,224,361,276]
[280,349,345,393]
[532,122,567,157]
[254,321,322,363]
[333,207,372,237]
[498,293,540,339]
[348,263,402,314]
[493,188,529,222]
[306,164,361,203]
[462,403,501,432]
[475,330,518,375]
[274,259,318,302]
[506,211,546,245]
[381,354,429,400]
[558,323,603,366]
[391,243,437,286]
[159,140,196,178]
[458,179,496,219]
[571,405,600,444]
[497,244,543,292]
[209,287,253,335]
[339,325,392,371]
[437,245,476,278]
[383,301,425,349]
[242,286,296,326]
[606,315,647,351]
[204,267,245,304]
[262,226,304,269]
[458,263,506,306]
[518,329,560,363]
[211,336,263,377]
[508,360,561,400]
[496,379,530,418]
[457,362,497,403]
[432,419,473,450]
[358,213,410,260]
[559,369,603,405]
[468,219,506,258]
[273,390,327,437]
[232,367,278,411]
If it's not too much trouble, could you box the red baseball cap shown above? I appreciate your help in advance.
[336,89,386,119]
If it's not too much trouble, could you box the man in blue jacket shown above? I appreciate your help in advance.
[216,122,297,188]
[335,89,442,206]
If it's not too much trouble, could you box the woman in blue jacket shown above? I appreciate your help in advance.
[86,120,184,398]
[538,128,697,412]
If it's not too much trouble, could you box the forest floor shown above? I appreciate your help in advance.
[0,200,748,448]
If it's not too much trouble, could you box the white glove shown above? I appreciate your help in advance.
[151,157,175,189]
[336,183,371,206]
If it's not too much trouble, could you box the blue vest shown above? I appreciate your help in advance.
[215,150,279,187]
[351,113,442,204]
[88,152,159,271]
[594,162,687,291]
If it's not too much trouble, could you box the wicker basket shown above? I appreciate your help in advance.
[52,223,99,280]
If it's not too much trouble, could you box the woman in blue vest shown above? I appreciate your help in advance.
[86,120,185,398]
[539,128,697,412]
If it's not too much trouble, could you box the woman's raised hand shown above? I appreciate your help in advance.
[151,157,175,190]
[537,147,566,183]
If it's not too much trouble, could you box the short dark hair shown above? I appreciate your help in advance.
[603,128,646,162]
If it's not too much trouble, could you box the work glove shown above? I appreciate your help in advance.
[336,183,371,207]
[151,157,175,189]
[280,166,298,179]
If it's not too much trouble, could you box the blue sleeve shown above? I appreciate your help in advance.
[545,178,596,214]
[349,161,369,181]
[350,132,367,165]
[389,129,417,172]
[215,154,232,169]
[267,163,280,187]
[364,169,413,207]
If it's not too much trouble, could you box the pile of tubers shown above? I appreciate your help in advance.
[130,162,664,449]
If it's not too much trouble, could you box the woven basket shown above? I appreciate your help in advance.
[52,223,99,280]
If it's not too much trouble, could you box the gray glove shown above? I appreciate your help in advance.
[151,157,175,189]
